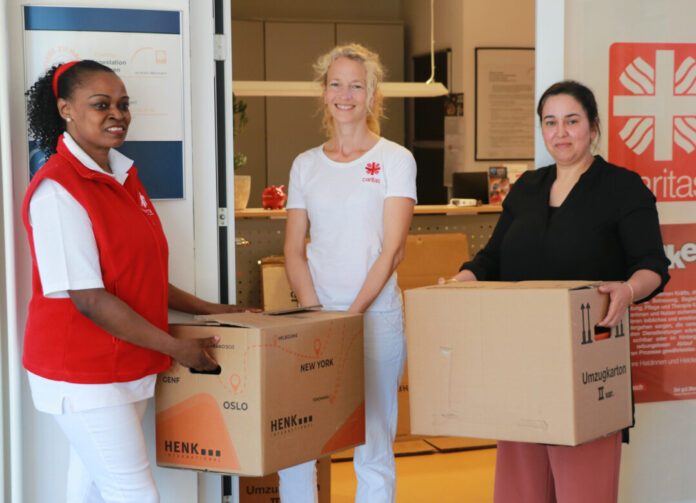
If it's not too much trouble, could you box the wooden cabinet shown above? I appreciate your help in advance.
[265,22,335,188]
[231,20,266,207]
[232,19,405,205]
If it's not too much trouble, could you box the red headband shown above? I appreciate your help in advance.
[52,61,80,98]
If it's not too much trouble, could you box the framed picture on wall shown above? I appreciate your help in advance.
[24,5,187,199]
[475,47,535,160]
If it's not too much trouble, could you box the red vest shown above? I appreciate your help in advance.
[21,137,171,383]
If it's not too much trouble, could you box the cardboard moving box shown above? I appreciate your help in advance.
[156,309,364,476]
[260,255,297,311]
[405,281,631,446]
[238,457,331,503]
[395,361,417,441]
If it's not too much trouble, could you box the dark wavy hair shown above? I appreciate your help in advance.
[25,60,115,156]
[537,80,601,139]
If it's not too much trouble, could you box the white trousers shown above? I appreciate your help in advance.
[53,399,159,503]
[278,309,407,503]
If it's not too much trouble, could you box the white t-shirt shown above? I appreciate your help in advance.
[26,132,156,414]
[286,137,417,312]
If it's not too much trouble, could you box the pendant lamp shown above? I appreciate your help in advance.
[232,0,448,98]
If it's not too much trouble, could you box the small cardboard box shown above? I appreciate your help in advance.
[238,457,331,503]
[395,361,413,440]
[156,309,365,476]
[260,255,297,311]
[404,281,631,446]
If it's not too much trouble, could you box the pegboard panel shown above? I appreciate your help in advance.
[234,218,287,308]
[232,213,499,308]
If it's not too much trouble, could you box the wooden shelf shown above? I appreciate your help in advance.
[413,204,502,215]
[234,208,288,218]
[235,204,503,219]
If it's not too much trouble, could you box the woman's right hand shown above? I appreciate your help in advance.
[172,336,220,371]
[438,269,477,285]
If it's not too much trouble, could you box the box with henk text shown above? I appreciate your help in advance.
[155,308,365,476]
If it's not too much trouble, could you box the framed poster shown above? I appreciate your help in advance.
[475,47,535,160]
[23,6,185,199]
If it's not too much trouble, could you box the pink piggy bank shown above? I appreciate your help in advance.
[262,185,287,209]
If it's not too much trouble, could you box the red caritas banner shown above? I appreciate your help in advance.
[630,224,696,402]
[609,43,696,403]
[609,43,696,202]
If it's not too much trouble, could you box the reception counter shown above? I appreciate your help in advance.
[233,204,502,307]
[235,204,503,218]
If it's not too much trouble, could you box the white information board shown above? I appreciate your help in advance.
[23,6,185,198]
[475,47,535,160]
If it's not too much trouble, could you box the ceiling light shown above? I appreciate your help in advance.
[232,1,448,98]
[232,80,449,98]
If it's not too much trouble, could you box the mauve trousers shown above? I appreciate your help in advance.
[493,431,622,503]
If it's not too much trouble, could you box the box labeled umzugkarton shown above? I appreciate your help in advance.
[404,281,631,446]
[238,457,331,503]
[156,309,364,476]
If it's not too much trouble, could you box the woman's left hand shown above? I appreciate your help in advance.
[597,282,632,328]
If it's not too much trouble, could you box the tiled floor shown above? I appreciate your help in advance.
[331,446,497,502]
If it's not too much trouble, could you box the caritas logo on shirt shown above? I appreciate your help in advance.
[139,192,155,216]
[609,43,696,202]
[362,162,381,184]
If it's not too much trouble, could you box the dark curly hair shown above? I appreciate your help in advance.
[25,60,115,156]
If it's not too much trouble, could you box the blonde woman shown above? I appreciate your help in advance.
[279,44,417,503]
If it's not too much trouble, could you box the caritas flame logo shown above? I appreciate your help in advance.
[609,43,696,202]
[138,192,155,216]
[362,161,381,184]
[365,162,381,175]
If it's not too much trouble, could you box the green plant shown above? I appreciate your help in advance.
[233,94,248,171]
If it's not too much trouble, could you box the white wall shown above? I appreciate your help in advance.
[403,0,535,174]
[0,2,22,501]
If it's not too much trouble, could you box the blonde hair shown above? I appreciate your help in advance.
[313,43,385,137]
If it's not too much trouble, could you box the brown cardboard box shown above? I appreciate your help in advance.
[395,361,413,440]
[404,281,631,446]
[156,310,364,476]
[238,457,331,503]
[260,256,297,311]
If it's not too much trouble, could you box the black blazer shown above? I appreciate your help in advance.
[461,156,670,301]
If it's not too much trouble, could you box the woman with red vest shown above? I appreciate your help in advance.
[23,60,243,502]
